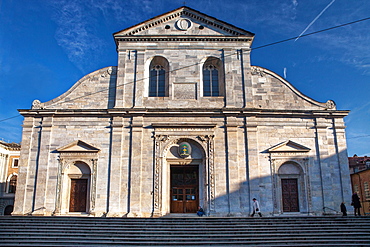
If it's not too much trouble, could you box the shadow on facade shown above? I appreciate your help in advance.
[203,149,352,217]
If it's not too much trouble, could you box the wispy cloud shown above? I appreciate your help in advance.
[47,1,106,73]
[45,0,159,74]
[44,0,370,76]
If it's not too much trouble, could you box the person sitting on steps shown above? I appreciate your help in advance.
[197,206,205,217]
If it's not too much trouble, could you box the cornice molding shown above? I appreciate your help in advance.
[18,108,350,118]
[116,37,253,43]
[114,6,254,38]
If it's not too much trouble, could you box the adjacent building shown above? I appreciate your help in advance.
[0,140,20,215]
[13,7,351,217]
[349,155,370,215]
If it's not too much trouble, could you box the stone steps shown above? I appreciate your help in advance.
[0,216,369,246]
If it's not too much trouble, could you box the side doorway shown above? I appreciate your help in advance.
[170,165,199,213]
[69,179,88,212]
[281,178,299,212]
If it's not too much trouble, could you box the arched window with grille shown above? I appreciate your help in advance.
[149,56,169,97]
[203,57,223,97]
[7,174,17,193]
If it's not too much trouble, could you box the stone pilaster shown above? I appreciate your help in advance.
[26,117,43,215]
[223,49,235,107]
[245,116,258,213]
[53,157,65,215]
[13,117,35,215]
[332,118,352,204]
[119,117,131,216]
[313,117,330,212]
[127,116,143,217]
[114,49,127,108]
[32,117,53,216]
[107,116,125,217]
[225,116,242,215]
[134,50,145,108]
[123,50,137,108]
[152,134,165,217]
[239,49,253,108]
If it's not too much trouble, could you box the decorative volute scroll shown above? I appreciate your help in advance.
[31,99,43,109]
[325,100,336,109]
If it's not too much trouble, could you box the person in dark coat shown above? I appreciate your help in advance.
[351,192,362,216]
[340,202,347,216]
[197,206,205,217]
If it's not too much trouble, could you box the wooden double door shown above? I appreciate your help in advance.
[170,165,199,213]
[69,179,88,212]
[281,178,299,212]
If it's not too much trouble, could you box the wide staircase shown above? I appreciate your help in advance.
[0,216,369,246]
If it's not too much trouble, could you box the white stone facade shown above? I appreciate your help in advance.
[13,7,351,217]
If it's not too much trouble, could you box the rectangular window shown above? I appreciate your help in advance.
[211,70,219,96]
[364,182,370,200]
[149,68,166,97]
[354,185,359,194]
[203,71,211,96]
[157,69,166,97]
[149,69,158,97]
[203,66,219,97]
[12,158,19,168]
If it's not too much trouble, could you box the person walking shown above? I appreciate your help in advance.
[250,198,262,217]
[351,192,362,216]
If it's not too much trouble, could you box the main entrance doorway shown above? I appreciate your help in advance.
[281,178,299,212]
[170,165,199,213]
[69,179,88,212]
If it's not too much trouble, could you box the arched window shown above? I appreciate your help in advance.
[149,56,169,97]
[203,57,223,97]
[8,175,17,193]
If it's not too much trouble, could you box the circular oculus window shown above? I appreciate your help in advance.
[175,18,192,31]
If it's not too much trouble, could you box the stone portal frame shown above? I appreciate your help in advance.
[54,154,98,216]
[270,157,311,215]
[153,131,215,217]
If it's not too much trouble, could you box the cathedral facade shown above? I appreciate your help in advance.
[13,7,351,217]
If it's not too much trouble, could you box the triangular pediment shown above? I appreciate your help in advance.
[57,140,100,153]
[114,6,254,38]
[268,140,310,153]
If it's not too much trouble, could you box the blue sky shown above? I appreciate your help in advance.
[0,0,369,156]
